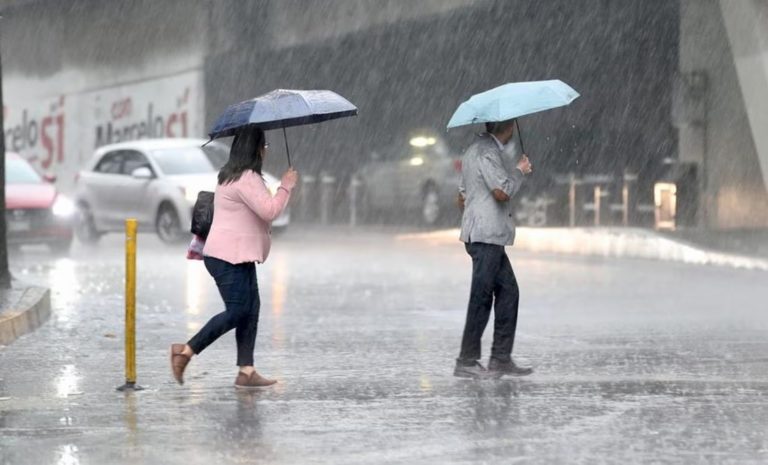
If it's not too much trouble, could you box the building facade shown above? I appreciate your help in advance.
[1,0,208,191]
[677,0,768,229]
[11,1,752,230]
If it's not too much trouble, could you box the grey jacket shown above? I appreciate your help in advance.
[459,133,525,246]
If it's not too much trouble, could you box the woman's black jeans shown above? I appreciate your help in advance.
[188,256,260,366]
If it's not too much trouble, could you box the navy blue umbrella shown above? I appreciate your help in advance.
[208,89,358,166]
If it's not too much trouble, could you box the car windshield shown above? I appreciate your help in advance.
[6,157,42,184]
[151,147,215,175]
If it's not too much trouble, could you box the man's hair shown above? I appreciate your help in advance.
[485,119,516,135]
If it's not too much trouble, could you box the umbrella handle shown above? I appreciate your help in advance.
[282,126,292,168]
[515,118,526,156]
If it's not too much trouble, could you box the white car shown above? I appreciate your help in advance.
[74,138,289,243]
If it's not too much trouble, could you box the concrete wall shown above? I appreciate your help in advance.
[2,0,472,192]
[206,0,679,208]
[678,0,768,229]
[2,0,207,92]
[1,0,682,214]
[262,0,477,49]
[207,0,476,66]
[719,0,768,202]
[1,0,209,192]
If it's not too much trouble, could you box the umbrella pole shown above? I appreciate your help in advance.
[515,118,526,155]
[282,126,292,168]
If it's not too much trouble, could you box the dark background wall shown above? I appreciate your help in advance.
[1,0,680,208]
[205,0,680,202]
[1,0,206,78]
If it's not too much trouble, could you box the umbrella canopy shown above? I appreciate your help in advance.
[209,89,358,139]
[446,80,579,129]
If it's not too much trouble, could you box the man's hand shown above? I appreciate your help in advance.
[492,189,510,202]
[517,154,532,175]
[457,193,465,211]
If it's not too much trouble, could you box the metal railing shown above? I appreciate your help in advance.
[292,171,658,229]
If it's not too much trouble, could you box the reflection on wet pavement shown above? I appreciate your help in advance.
[1,229,767,464]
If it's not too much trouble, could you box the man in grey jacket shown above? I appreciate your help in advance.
[455,118,533,379]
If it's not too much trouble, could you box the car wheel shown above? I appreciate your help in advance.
[75,205,102,244]
[156,204,183,243]
[421,184,442,226]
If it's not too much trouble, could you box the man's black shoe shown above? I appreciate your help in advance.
[487,358,533,377]
[454,361,501,379]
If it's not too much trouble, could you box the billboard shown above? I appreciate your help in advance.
[3,70,204,192]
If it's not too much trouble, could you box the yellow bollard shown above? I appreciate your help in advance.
[118,219,143,391]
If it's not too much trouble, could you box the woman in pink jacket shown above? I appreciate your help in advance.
[170,127,297,389]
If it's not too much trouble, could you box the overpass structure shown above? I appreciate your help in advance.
[11,0,765,232]
[720,0,768,197]
[678,0,768,229]
[3,0,679,207]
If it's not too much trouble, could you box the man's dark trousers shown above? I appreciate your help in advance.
[458,242,519,365]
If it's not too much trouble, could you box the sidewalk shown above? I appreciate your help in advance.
[398,226,768,271]
[0,282,51,346]
[664,228,768,259]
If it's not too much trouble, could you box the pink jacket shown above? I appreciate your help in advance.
[202,170,291,264]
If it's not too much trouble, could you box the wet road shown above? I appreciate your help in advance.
[1,227,767,464]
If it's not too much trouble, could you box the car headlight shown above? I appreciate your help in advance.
[52,195,76,217]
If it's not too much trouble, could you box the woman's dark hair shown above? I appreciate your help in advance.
[218,127,265,185]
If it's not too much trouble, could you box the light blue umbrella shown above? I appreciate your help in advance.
[447,79,579,153]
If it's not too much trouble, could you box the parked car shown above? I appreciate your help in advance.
[74,138,289,244]
[5,152,75,252]
[356,132,462,225]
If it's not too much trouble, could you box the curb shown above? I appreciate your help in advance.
[397,227,768,271]
[0,286,51,346]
